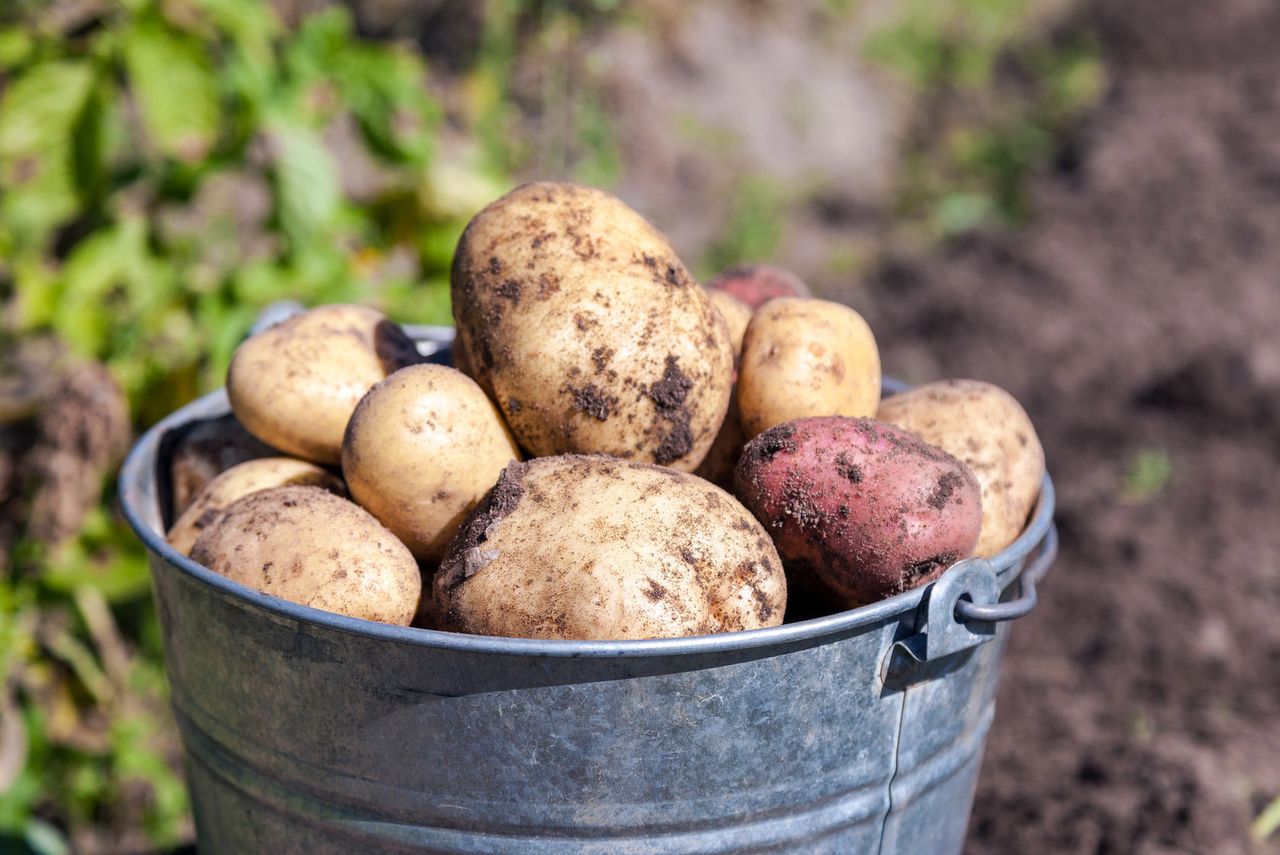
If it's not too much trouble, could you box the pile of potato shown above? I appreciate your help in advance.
[168,181,1044,640]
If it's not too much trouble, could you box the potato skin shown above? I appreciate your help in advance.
[342,364,521,563]
[227,304,423,465]
[734,417,982,607]
[878,379,1045,557]
[692,291,753,486]
[167,457,345,556]
[167,414,277,515]
[435,455,786,640]
[706,289,752,361]
[706,264,810,309]
[737,298,881,439]
[191,486,420,625]
[450,182,734,471]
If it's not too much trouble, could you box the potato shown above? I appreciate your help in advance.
[693,290,753,487]
[191,486,420,625]
[435,455,786,640]
[878,379,1045,558]
[451,182,734,471]
[734,417,982,608]
[166,414,277,516]
[167,457,345,556]
[706,289,752,360]
[342,364,521,563]
[706,263,811,309]
[737,298,881,439]
[227,304,424,465]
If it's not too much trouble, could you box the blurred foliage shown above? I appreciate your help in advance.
[1120,448,1173,504]
[1254,793,1280,843]
[0,1,506,851]
[701,177,785,278]
[0,0,508,418]
[866,0,1105,237]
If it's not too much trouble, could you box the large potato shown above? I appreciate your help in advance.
[166,414,277,515]
[734,417,982,608]
[435,455,786,640]
[451,182,734,471]
[167,457,345,556]
[342,364,521,563]
[227,304,423,465]
[737,298,881,439]
[878,379,1045,557]
[191,486,420,625]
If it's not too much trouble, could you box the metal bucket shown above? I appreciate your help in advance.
[119,327,1057,855]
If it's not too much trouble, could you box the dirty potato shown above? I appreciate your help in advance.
[878,379,1045,557]
[167,457,345,555]
[342,364,521,563]
[191,486,420,625]
[450,182,734,471]
[735,417,982,608]
[434,455,786,640]
[706,289,752,360]
[227,304,423,465]
[693,289,753,487]
[737,298,881,439]
[167,414,277,515]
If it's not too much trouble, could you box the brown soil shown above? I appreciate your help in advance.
[861,0,1280,851]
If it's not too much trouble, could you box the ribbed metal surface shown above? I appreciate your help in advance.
[120,348,1056,855]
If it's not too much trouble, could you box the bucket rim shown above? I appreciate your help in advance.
[119,387,1055,659]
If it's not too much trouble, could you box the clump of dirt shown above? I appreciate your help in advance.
[858,0,1280,850]
[0,340,130,568]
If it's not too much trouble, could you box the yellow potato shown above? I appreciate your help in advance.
[167,457,344,556]
[167,414,277,515]
[877,379,1045,558]
[706,289,752,361]
[737,298,881,439]
[191,486,420,625]
[451,182,734,471]
[692,290,754,486]
[342,364,521,563]
[434,455,787,640]
[227,304,423,465]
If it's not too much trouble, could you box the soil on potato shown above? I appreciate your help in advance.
[860,0,1280,852]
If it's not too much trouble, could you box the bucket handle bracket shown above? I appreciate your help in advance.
[895,524,1059,663]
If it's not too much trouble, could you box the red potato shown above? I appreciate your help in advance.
[734,416,982,608]
[706,264,811,309]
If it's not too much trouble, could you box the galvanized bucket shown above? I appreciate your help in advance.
[119,326,1057,855]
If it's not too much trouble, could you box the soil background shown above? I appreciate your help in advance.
[854,0,1280,852]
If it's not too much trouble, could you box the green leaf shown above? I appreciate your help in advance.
[1254,794,1280,841]
[1120,448,1173,504]
[0,28,33,70]
[0,60,96,246]
[932,192,998,235]
[0,60,94,162]
[23,818,69,855]
[39,509,153,603]
[123,18,220,162]
[270,123,340,247]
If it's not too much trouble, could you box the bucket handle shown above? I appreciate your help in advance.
[895,523,1058,663]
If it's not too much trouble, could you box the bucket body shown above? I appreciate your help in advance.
[120,334,1055,855]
